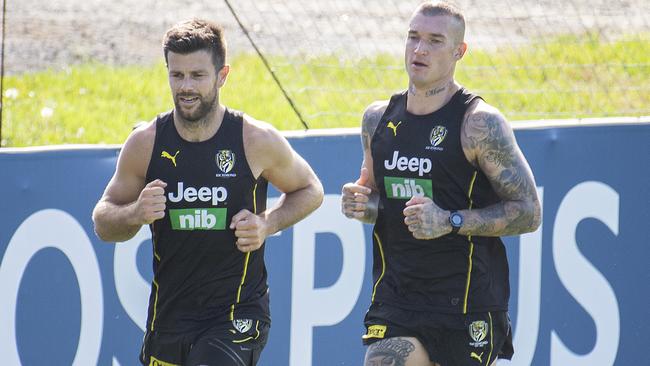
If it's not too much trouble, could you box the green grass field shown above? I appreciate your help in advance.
[2,34,648,147]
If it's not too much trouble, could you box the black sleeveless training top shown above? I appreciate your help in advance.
[370,88,510,314]
[144,108,269,333]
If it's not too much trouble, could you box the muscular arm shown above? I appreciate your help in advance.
[92,123,160,242]
[341,101,387,224]
[459,102,541,236]
[243,118,324,239]
[360,101,387,158]
[261,140,323,236]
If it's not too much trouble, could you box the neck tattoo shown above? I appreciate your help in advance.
[408,83,448,97]
[425,86,446,97]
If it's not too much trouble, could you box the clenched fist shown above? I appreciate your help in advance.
[403,196,451,240]
[134,179,167,224]
[230,209,269,253]
[341,167,377,223]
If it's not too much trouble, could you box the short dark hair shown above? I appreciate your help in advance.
[163,18,227,71]
[415,1,465,44]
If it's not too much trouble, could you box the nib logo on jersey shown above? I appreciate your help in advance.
[167,182,228,230]
[383,151,433,199]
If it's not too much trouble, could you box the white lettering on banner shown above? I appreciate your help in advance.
[114,226,152,332]
[551,181,620,365]
[506,188,544,366]
[290,194,365,366]
[0,182,627,365]
[0,209,103,366]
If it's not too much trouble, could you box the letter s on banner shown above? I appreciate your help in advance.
[551,181,620,365]
[0,209,103,366]
[115,226,152,332]
[508,187,544,366]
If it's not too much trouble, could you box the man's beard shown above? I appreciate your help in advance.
[174,88,218,125]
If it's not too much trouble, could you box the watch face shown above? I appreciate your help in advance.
[451,213,463,226]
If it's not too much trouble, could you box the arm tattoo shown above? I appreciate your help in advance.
[365,338,416,366]
[361,105,385,152]
[463,112,541,236]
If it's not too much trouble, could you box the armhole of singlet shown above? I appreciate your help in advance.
[458,93,485,169]
[143,113,164,332]
[371,91,405,144]
[144,114,163,183]
[237,110,266,183]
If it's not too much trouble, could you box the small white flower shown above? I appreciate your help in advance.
[76,127,85,138]
[5,88,18,99]
[41,107,54,118]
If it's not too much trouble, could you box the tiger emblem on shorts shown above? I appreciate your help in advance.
[216,150,235,173]
[429,125,448,147]
[232,318,253,333]
[468,320,489,347]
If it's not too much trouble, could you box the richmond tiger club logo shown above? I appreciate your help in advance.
[468,320,489,348]
[427,125,447,151]
[232,319,253,333]
[215,150,236,177]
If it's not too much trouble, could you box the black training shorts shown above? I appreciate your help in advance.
[140,318,270,366]
[363,302,513,366]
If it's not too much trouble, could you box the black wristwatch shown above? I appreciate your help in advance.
[449,211,464,235]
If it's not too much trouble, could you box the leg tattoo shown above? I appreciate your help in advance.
[365,338,416,366]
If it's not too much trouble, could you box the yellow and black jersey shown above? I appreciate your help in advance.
[144,109,269,333]
[370,88,509,314]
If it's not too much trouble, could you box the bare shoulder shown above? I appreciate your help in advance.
[242,114,321,198]
[100,119,156,204]
[461,99,514,159]
[128,119,156,145]
[242,114,285,152]
[361,100,389,151]
[462,99,509,135]
[242,114,292,177]
[362,100,389,132]
[364,100,389,116]
[118,119,157,178]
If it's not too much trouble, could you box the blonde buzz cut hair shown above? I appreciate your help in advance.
[414,1,466,44]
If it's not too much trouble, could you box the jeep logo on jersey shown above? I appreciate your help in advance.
[384,151,432,177]
[384,176,433,199]
[216,150,235,173]
[168,182,228,206]
[169,208,227,230]
[430,125,447,147]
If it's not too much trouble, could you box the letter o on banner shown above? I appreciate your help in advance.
[0,209,104,365]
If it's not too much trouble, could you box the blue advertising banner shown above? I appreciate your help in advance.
[1,122,649,365]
